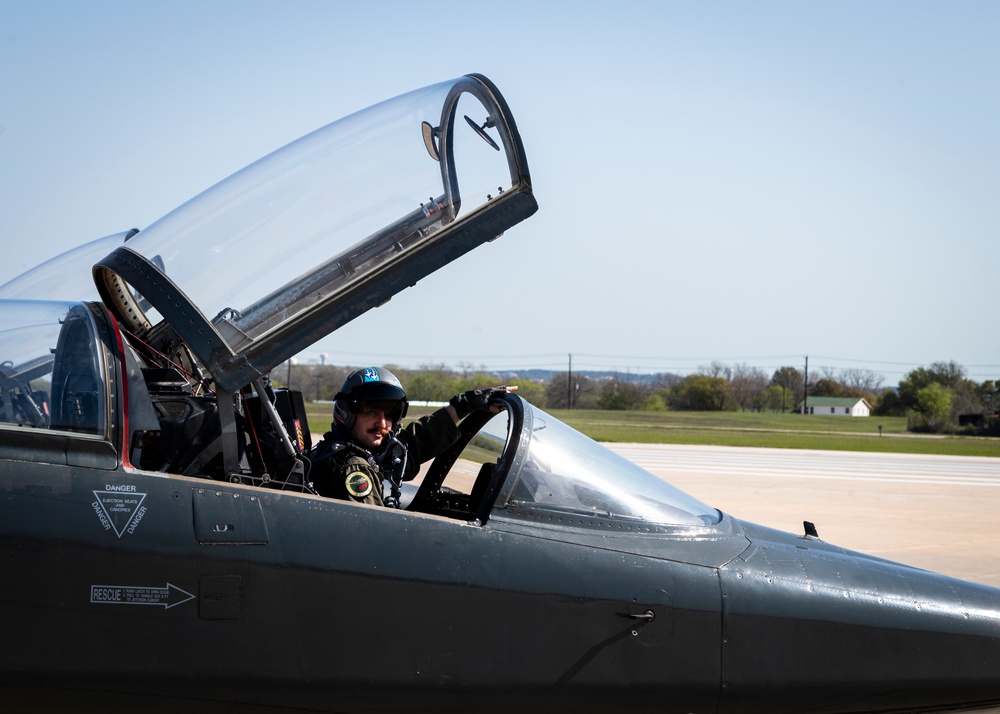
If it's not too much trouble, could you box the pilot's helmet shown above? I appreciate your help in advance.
[332,367,409,430]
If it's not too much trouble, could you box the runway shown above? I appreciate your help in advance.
[605,443,1000,589]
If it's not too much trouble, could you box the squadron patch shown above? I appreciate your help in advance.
[345,471,374,498]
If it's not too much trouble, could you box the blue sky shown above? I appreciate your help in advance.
[1,1,997,385]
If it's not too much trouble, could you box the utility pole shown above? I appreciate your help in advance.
[802,355,809,415]
[567,354,573,409]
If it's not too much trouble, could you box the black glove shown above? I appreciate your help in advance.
[449,387,508,419]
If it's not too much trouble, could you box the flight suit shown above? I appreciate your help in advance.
[310,441,386,505]
[310,407,460,506]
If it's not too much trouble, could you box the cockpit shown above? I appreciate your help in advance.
[0,297,719,532]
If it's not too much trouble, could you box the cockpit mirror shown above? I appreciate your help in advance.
[421,121,441,161]
[464,114,500,151]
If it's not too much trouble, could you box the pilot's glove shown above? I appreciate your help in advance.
[449,387,509,419]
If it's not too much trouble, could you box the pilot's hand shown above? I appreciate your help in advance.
[449,386,516,419]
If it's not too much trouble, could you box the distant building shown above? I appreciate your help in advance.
[801,396,872,417]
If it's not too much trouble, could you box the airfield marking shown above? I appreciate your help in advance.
[608,444,1000,487]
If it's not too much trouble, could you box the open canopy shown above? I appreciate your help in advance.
[93,74,536,394]
[0,231,134,302]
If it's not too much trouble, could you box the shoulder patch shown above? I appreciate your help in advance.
[345,470,374,498]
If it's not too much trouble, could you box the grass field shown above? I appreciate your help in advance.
[303,402,1000,458]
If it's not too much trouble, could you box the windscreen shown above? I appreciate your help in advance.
[503,405,720,527]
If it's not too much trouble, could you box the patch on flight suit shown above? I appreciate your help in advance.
[345,471,374,498]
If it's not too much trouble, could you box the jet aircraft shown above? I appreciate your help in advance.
[1,74,999,714]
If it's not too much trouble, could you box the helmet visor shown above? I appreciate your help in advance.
[356,399,407,424]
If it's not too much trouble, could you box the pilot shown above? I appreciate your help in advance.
[309,366,512,507]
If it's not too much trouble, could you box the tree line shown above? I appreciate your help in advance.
[278,360,999,436]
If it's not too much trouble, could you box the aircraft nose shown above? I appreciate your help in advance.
[719,522,1000,713]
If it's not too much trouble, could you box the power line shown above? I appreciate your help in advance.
[290,349,999,381]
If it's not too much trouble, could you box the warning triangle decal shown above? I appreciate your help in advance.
[93,490,148,538]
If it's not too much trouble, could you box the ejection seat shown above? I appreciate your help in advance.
[48,305,104,434]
